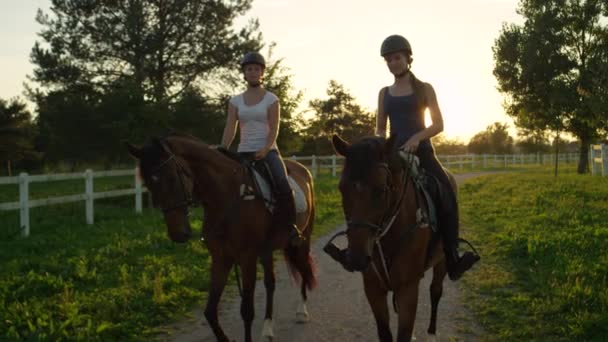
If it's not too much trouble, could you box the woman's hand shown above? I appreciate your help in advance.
[400,136,420,153]
[255,146,271,160]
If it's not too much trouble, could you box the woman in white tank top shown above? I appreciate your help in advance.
[219,51,304,247]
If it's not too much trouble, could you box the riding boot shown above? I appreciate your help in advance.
[323,243,354,272]
[444,242,480,281]
[276,191,305,247]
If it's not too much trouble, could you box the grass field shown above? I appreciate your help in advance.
[3,163,605,340]
[0,174,341,341]
[460,166,608,341]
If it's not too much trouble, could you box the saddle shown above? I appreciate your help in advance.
[398,151,442,233]
[217,148,307,213]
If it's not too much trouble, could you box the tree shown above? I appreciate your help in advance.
[302,81,375,155]
[493,0,608,173]
[515,128,552,154]
[467,122,514,154]
[0,98,39,176]
[28,0,262,166]
[262,45,304,155]
[432,134,467,155]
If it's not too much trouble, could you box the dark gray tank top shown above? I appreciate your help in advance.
[383,86,432,151]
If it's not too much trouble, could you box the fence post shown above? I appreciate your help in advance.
[135,166,142,213]
[331,155,337,177]
[472,154,476,168]
[311,155,317,178]
[85,169,94,225]
[504,155,507,168]
[602,145,608,177]
[19,172,30,237]
[483,154,487,168]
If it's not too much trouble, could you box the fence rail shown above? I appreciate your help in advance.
[0,169,144,237]
[0,152,581,238]
[290,152,579,178]
[590,144,607,177]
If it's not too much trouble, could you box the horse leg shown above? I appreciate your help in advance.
[363,272,392,342]
[260,249,275,341]
[295,242,312,323]
[428,260,447,336]
[204,256,233,342]
[240,253,258,342]
[395,280,420,342]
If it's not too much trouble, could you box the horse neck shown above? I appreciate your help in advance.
[381,177,421,249]
[168,136,241,207]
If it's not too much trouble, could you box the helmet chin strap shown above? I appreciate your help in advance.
[395,66,411,79]
[247,81,262,88]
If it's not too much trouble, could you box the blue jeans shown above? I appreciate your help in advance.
[261,150,291,197]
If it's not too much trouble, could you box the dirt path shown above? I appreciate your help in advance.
[164,173,486,341]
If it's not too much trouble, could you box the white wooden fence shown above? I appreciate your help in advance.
[290,152,579,178]
[0,152,580,238]
[590,144,608,176]
[0,169,144,237]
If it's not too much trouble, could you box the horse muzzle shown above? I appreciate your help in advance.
[168,221,192,243]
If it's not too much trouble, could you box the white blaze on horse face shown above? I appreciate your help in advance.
[296,299,310,323]
[262,319,274,339]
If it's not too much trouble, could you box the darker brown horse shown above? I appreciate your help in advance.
[126,133,316,342]
[330,134,453,342]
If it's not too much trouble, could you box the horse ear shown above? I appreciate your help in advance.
[125,142,143,159]
[332,134,350,156]
[384,135,397,156]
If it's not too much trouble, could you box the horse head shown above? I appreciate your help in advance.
[126,137,194,243]
[332,134,407,272]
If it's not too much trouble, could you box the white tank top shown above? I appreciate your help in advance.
[230,91,279,152]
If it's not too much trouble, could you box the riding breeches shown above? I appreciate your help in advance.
[416,150,459,244]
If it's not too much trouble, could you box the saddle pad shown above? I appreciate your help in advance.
[251,170,308,213]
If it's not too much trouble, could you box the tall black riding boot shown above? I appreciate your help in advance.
[444,241,480,281]
[276,192,305,247]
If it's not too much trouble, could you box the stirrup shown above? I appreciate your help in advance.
[288,225,305,247]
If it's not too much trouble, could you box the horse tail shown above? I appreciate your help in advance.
[283,242,318,291]
[284,175,318,291]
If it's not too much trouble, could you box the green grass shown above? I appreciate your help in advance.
[459,167,608,341]
[0,174,343,341]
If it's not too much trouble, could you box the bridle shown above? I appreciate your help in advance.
[325,152,417,290]
[345,162,411,241]
[147,139,195,213]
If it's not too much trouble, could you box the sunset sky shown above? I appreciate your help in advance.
[0,0,523,141]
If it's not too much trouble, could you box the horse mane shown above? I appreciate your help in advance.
[345,136,389,182]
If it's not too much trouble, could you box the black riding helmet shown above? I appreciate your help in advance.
[380,35,412,57]
[240,51,266,69]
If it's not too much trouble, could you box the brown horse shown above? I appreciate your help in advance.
[330,134,454,342]
[126,133,316,342]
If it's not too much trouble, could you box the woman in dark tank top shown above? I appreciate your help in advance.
[377,35,480,281]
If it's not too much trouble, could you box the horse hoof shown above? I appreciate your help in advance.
[426,333,438,342]
[295,311,310,323]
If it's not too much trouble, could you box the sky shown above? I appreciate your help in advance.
[0,0,523,142]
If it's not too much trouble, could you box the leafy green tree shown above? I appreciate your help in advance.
[516,129,552,154]
[0,98,39,175]
[432,134,467,155]
[493,0,608,173]
[262,45,304,155]
[467,122,514,154]
[29,0,262,166]
[302,80,375,155]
